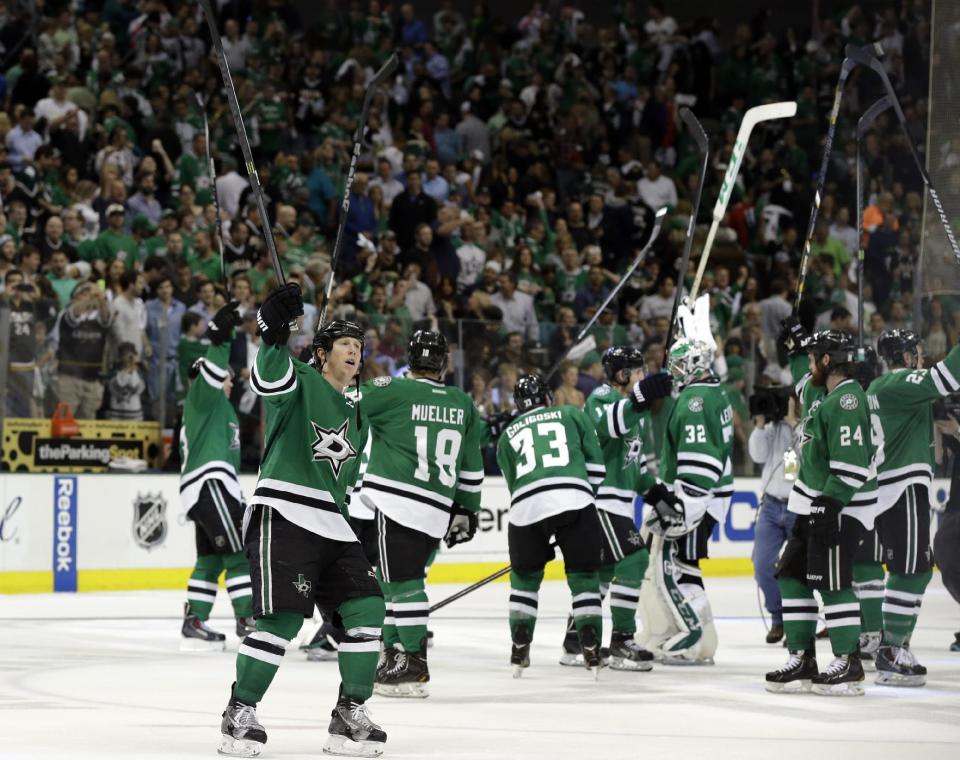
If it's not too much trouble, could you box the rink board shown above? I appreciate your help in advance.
[0,474,952,593]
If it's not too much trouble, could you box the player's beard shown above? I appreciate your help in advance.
[810,355,829,386]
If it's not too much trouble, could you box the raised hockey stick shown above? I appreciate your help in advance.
[845,42,960,266]
[663,107,709,365]
[199,0,285,287]
[688,101,797,303]
[195,91,227,288]
[544,205,668,383]
[318,53,399,326]
[856,95,893,351]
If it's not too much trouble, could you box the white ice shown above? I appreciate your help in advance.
[1,577,959,760]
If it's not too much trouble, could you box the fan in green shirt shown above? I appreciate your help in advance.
[255,85,288,154]
[810,222,852,279]
[186,230,223,284]
[97,205,139,270]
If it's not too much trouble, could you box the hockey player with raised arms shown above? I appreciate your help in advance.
[496,374,607,677]
[218,283,387,758]
[765,330,878,697]
[360,330,484,698]
[638,332,734,665]
[179,301,254,650]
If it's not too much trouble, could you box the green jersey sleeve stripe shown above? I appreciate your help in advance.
[251,357,296,396]
[606,400,629,438]
[828,460,870,479]
[197,359,228,387]
[932,362,960,395]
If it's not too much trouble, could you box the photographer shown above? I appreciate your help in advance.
[748,386,798,644]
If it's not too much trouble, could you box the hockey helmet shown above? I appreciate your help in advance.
[666,336,714,386]
[602,345,646,384]
[877,329,922,367]
[407,329,448,375]
[313,319,365,355]
[514,373,552,412]
[802,329,857,368]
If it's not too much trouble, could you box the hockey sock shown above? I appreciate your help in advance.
[338,595,386,701]
[567,570,602,640]
[223,551,253,618]
[779,576,817,652]
[852,561,884,634]
[609,548,649,636]
[383,578,429,654]
[187,554,223,621]
[821,589,860,656]
[234,612,302,706]
[425,547,438,572]
[883,570,932,646]
[376,568,400,649]
[598,564,614,599]
[509,569,543,641]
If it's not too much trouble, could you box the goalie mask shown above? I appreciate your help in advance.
[666,337,714,386]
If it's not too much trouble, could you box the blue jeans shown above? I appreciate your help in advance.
[752,494,796,625]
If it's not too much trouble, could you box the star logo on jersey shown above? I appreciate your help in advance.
[310,419,358,477]
[840,393,859,411]
[627,529,643,547]
[687,397,704,413]
[624,434,644,469]
[372,375,392,387]
[229,422,241,450]
[292,573,312,597]
[797,419,813,450]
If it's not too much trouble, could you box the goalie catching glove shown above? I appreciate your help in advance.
[644,482,685,535]
[631,371,673,412]
[257,283,304,346]
[445,505,478,548]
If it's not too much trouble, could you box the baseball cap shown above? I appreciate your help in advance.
[484,260,502,274]
[107,204,125,216]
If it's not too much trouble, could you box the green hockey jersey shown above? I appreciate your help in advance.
[585,384,656,518]
[359,376,484,539]
[795,371,825,417]
[788,377,878,527]
[250,343,366,541]
[868,345,960,513]
[347,432,374,521]
[496,404,605,527]
[179,342,242,512]
[659,375,734,521]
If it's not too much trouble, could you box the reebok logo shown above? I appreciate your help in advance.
[55,479,75,572]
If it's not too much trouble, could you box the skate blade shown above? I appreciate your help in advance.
[305,649,340,662]
[588,665,601,680]
[609,656,654,672]
[323,733,384,758]
[660,655,715,666]
[764,679,813,694]
[373,682,429,699]
[875,672,926,687]
[558,652,583,667]
[512,665,526,679]
[811,681,865,696]
[181,638,226,653]
[218,734,263,757]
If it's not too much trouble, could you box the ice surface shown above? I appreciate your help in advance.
[1,577,959,759]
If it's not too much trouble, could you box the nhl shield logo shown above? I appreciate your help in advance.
[132,492,168,550]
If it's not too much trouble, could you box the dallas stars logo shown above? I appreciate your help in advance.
[624,434,644,469]
[292,573,312,597]
[310,419,357,476]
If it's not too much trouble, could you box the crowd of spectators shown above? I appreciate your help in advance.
[0,0,949,471]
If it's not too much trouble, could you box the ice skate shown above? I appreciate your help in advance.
[235,616,256,638]
[511,625,531,678]
[875,645,927,687]
[558,615,583,666]
[302,622,340,662]
[181,603,226,652]
[765,650,818,694]
[951,632,960,652]
[373,646,429,698]
[579,624,603,679]
[858,632,880,670]
[219,692,267,757]
[608,632,654,671]
[323,693,386,758]
[811,652,865,696]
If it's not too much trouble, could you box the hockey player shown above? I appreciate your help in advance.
[863,330,960,685]
[359,330,484,698]
[179,301,254,649]
[637,335,734,665]
[765,331,877,697]
[560,346,672,670]
[219,283,387,759]
[496,374,607,677]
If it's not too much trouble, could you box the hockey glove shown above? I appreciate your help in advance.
[631,372,673,412]
[808,495,843,549]
[779,316,809,356]
[645,482,685,534]
[257,283,303,346]
[207,300,243,345]
[445,505,479,548]
[486,410,515,441]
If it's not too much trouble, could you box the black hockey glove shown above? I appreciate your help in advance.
[486,410,515,441]
[445,505,479,548]
[631,372,673,412]
[808,495,843,549]
[779,316,809,356]
[207,300,243,345]
[645,482,685,534]
[257,283,303,346]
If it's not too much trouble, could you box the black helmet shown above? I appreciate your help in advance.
[853,346,880,390]
[602,345,645,384]
[313,319,365,354]
[802,330,857,367]
[407,329,448,374]
[514,373,551,412]
[877,329,921,367]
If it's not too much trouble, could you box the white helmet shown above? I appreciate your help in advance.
[667,336,714,386]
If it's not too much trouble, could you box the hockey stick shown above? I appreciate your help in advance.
[544,205,668,383]
[663,107,709,365]
[429,564,513,613]
[856,96,893,352]
[195,91,227,288]
[845,42,960,266]
[198,0,284,287]
[318,53,399,326]
[688,101,797,303]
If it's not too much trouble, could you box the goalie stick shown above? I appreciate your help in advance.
[195,92,227,288]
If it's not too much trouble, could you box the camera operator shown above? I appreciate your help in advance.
[934,403,960,652]
[748,387,798,644]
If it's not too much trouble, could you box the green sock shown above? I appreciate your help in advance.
[509,569,543,641]
[567,570,602,641]
[338,595,386,701]
[187,554,223,621]
[779,576,817,652]
[223,551,253,618]
[883,570,932,646]
[852,561,884,635]
[821,589,860,656]
[376,568,400,649]
[234,612,302,705]
[598,564,614,599]
[383,578,429,653]
[609,548,648,636]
